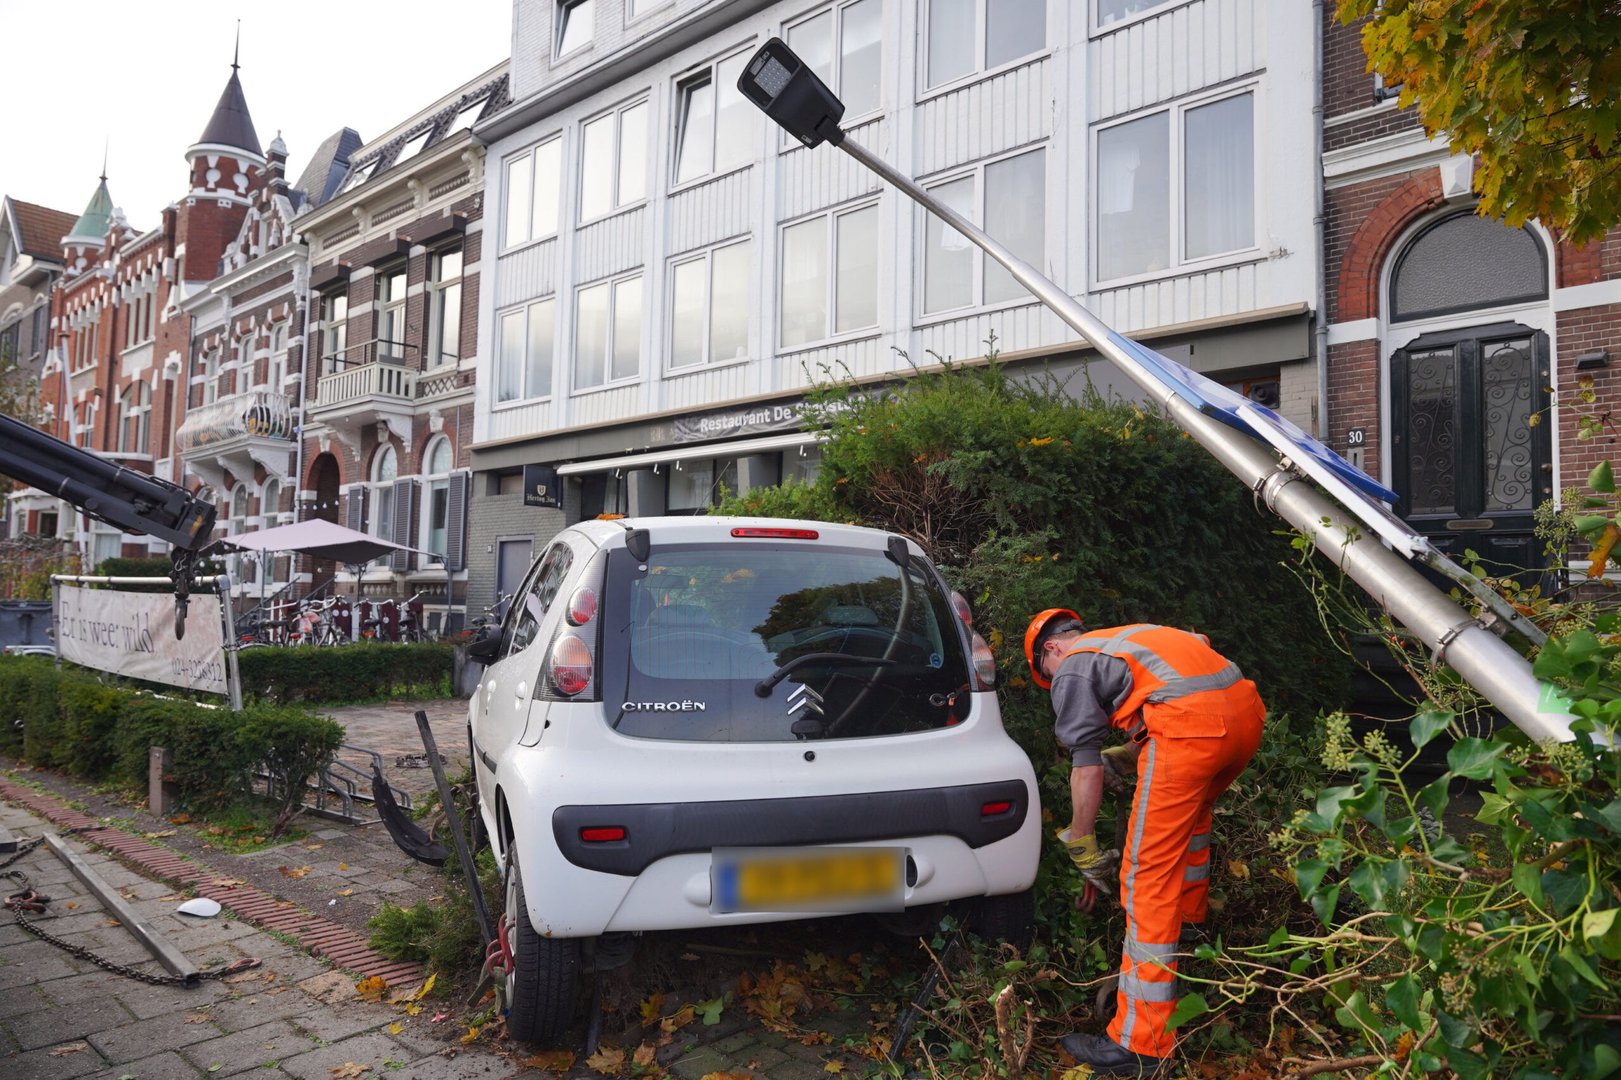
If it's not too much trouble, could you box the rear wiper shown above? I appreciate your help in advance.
[754,653,896,697]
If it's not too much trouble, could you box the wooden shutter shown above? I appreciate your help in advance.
[343,486,368,533]
[445,470,471,571]
[390,479,418,571]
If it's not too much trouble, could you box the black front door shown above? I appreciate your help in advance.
[1391,322,1552,581]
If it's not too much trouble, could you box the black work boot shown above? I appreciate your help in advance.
[1059,1032,1167,1077]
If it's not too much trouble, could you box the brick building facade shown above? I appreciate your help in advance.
[1322,2,1621,577]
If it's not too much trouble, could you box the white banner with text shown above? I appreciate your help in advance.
[55,585,228,696]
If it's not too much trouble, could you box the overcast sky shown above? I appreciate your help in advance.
[0,1,513,231]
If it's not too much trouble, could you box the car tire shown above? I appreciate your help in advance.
[966,887,1035,952]
[504,851,582,1044]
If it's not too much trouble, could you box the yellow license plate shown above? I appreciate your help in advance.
[712,847,905,913]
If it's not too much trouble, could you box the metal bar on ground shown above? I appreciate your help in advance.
[415,710,494,947]
[0,824,15,854]
[42,832,200,986]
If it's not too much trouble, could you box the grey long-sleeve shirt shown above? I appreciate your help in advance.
[1051,649,1135,767]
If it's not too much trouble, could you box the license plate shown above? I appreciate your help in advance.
[711,846,905,913]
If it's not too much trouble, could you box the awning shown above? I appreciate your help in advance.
[555,431,822,477]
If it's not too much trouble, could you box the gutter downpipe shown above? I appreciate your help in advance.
[1314,0,1330,444]
[832,134,1580,744]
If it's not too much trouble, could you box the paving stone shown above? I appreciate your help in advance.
[388,1047,519,1078]
[37,972,128,1008]
[179,1020,305,1076]
[272,1032,411,1080]
[6,995,134,1051]
[84,1049,204,1079]
[112,978,235,1020]
[0,1040,110,1080]
[200,989,319,1033]
[0,983,51,1020]
[288,998,398,1043]
[0,939,91,982]
[668,1045,732,1079]
[85,1010,223,1064]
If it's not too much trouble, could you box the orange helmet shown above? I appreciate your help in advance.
[1024,608,1084,690]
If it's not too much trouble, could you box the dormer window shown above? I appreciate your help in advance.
[557,0,594,58]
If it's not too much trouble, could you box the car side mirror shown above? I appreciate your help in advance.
[465,631,501,665]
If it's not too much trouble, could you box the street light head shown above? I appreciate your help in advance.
[737,38,846,149]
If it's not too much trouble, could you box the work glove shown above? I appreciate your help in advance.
[1100,745,1137,793]
[1057,828,1119,905]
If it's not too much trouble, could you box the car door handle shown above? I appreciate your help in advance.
[514,680,528,703]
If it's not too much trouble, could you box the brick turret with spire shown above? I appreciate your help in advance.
[176,37,265,283]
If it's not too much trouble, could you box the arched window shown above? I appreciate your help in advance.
[261,479,282,529]
[1390,213,1547,322]
[421,437,454,559]
[372,444,398,540]
[231,484,251,530]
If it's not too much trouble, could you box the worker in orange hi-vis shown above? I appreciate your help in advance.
[1024,609,1266,1078]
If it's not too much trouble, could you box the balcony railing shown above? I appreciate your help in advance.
[314,358,416,408]
[176,389,294,451]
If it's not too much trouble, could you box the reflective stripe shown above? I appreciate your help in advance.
[1122,742,1156,913]
[1183,863,1210,883]
[1125,934,1179,963]
[1120,994,1139,1047]
[1187,833,1210,853]
[1145,663,1244,702]
[1120,971,1179,1003]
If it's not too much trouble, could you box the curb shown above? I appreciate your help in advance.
[0,776,425,988]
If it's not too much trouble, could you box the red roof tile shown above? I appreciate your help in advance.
[8,198,77,259]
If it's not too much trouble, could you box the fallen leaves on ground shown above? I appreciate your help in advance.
[169,813,192,825]
[184,1013,212,1025]
[1228,858,1251,881]
[639,992,666,1024]
[143,829,176,839]
[49,1043,89,1057]
[585,1045,626,1074]
[522,1050,577,1072]
[336,888,354,897]
[355,975,389,1002]
[329,1064,371,1078]
[631,1042,658,1069]
[279,865,311,879]
[698,1073,755,1080]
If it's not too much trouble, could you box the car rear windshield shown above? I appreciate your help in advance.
[601,542,971,742]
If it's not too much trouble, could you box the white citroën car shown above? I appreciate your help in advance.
[465,517,1041,1042]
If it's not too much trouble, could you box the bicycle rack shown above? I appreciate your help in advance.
[255,744,414,826]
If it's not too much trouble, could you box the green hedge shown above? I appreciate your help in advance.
[235,642,454,704]
[0,656,343,812]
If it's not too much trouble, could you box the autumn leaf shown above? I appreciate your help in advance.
[585,1045,626,1074]
[64,901,77,910]
[524,1050,578,1072]
[339,863,348,870]
[49,1043,89,1057]
[329,1064,371,1079]
[404,1003,422,1016]
[413,973,437,1000]
[1589,524,1621,579]
[639,992,666,1024]
[460,1025,481,1046]
[631,1042,657,1068]
[659,1004,696,1035]
[336,888,354,898]
[169,813,192,824]
[355,976,389,1002]
[279,865,312,879]
[143,829,176,839]
[697,1074,755,1080]
[1227,858,1250,881]
[184,1013,212,1025]
[824,1062,845,1074]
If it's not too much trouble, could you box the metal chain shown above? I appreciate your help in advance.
[3,831,260,987]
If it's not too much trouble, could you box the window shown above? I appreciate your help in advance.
[0,323,18,365]
[506,542,575,657]
[261,479,282,529]
[123,279,155,349]
[628,0,668,17]
[119,381,150,454]
[669,239,751,368]
[922,148,1044,314]
[579,101,649,222]
[783,445,822,486]
[269,323,289,388]
[925,0,1045,89]
[201,347,221,405]
[1096,91,1254,283]
[556,0,594,58]
[497,297,556,403]
[396,125,434,165]
[673,50,756,186]
[781,202,879,347]
[443,96,488,140]
[377,267,408,363]
[667,458,738,513]
[231,484,251,533]
[429,247,463,366]
[372,445,398,540]
[503,137,562,248]
[1096,0,1173,28]
[1389,213,1547,322]
[321,291,349,374]
[785,0,882,122]
[574,274,642,389]
[421,437,453,559]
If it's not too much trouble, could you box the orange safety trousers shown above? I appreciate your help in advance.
[1106,696,1264,1058]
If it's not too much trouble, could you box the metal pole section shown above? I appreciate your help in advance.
[217,573,244,712]
[42,832,201,986]
[415,710,494,947]
[834,136,1579,743]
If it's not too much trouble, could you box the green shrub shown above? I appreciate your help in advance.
[0,656,342,827]
[236,642,454,704]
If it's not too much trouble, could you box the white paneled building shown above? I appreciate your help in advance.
[468,0,1319,605]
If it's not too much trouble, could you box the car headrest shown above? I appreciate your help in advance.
[647,603,711,627]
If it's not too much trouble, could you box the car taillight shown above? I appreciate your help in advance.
[580,826,625,843]
[549,633,593,696]
[950,591,974,627]
[970,631,996,691]
[566,585,598,626]
[730,527,819,539]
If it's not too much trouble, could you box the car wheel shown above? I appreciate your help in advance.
[503,850,582,1044]
[966,887,1035,952]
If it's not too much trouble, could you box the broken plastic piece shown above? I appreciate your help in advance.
[177,897,221,917]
